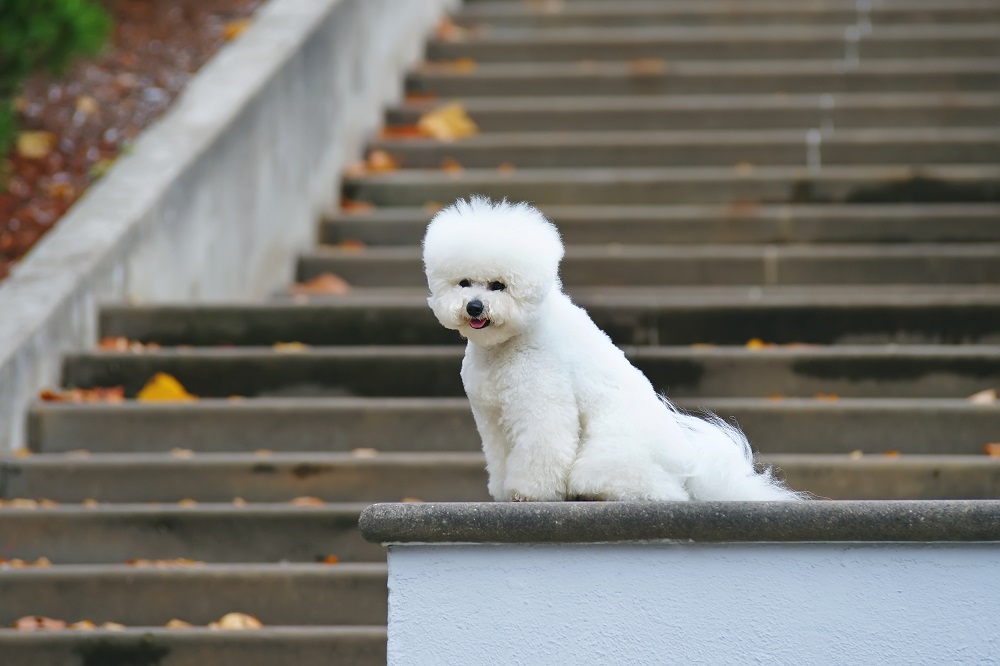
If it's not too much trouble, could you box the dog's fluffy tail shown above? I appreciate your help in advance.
[666,401,807,501]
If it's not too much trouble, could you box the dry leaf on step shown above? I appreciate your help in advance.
[968,388,998,404]
[13,616,66,631]
[628,58,668,75]
[417,103,479,141]
[137,373,196,402]
[210,612,263,630]
[290,273,352,296]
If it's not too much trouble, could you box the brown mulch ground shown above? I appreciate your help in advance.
[0,0,263,282]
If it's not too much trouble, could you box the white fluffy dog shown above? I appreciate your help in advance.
[422,197,801,501]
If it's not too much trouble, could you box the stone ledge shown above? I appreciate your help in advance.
[360,500,1000,544]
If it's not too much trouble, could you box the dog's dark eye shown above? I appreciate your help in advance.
[488,281,506,292]
[459,279,471,288]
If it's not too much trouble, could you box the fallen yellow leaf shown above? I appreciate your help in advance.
[127,558,204,568]
[69,620,97,631]
[969,388,998,405]
[75,96,98,116]
[340,199,376,213]
[13,616,66,631]
[290,496,325,506]
[170,448,194,459]
[434,17,471,42]
[137,373,196,402]
[272,342,311,353]
[497,162,516,175]
[984,443,1000,458]
[405,91,439,103]
[16,131,56,159]
[335,239,367,253]
[380,125,426,140]
[210,612,263,630]
[290,273,352,296]
[424,57,477,73]
[39,387,125,403]
[441,157,465,175]
[628,58,668,75]
[883,450,901,458]
[417,102,479,141]
[166,619,193,629]
[351,448,379,458]
[365,149,399,173]
[222,19,251,41]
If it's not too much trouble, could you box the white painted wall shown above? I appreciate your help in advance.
[387,542,1000,665]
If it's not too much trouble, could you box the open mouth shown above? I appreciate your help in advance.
[469,317,491,329]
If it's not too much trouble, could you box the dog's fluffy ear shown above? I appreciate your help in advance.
[422,197,564,299]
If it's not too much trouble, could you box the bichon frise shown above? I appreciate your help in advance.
[422,196,801,501]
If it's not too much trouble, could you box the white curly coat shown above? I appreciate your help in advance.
[422,197,801,501]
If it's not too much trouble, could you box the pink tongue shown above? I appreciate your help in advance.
[470,318,487,329]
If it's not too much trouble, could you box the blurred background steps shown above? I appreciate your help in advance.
[2,1,999,663]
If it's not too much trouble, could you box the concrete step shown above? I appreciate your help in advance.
[0,564,386,626]
[0,504,382,563]
[59,345,1000,398]
[26,398,1000,456]
[406,58,1000,97]
[455,1,1000,29]
[387,127,1000,169]
[1,453,491,504]
[342,164,1000,206]
[324,204,1000,245]
[299,243,1000,287]
[98,287,1000,347]
[427,25,1000,62]
[0,627,386,666]
[5,452,998,502]
[370,128,1000,169]
[387,93,1000,131]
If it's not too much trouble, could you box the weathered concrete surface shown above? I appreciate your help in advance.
[0,563,387,625]
[57,344,1000,399]
[0,0,456,451]
[360,500,1000,544]
[456,1,1000,29]
[26,397,1000,457]
[0,504,381,563]
[0,628,387,666]
[5,451,998,501]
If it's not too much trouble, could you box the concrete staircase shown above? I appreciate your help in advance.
[3,0,1000,663]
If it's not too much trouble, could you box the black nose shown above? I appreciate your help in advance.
[466,300,484,317]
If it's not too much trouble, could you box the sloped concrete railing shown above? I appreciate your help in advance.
[0,0,456,451]
[361,501,1000,666]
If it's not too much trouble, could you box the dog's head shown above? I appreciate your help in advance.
[422,196,564,347]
